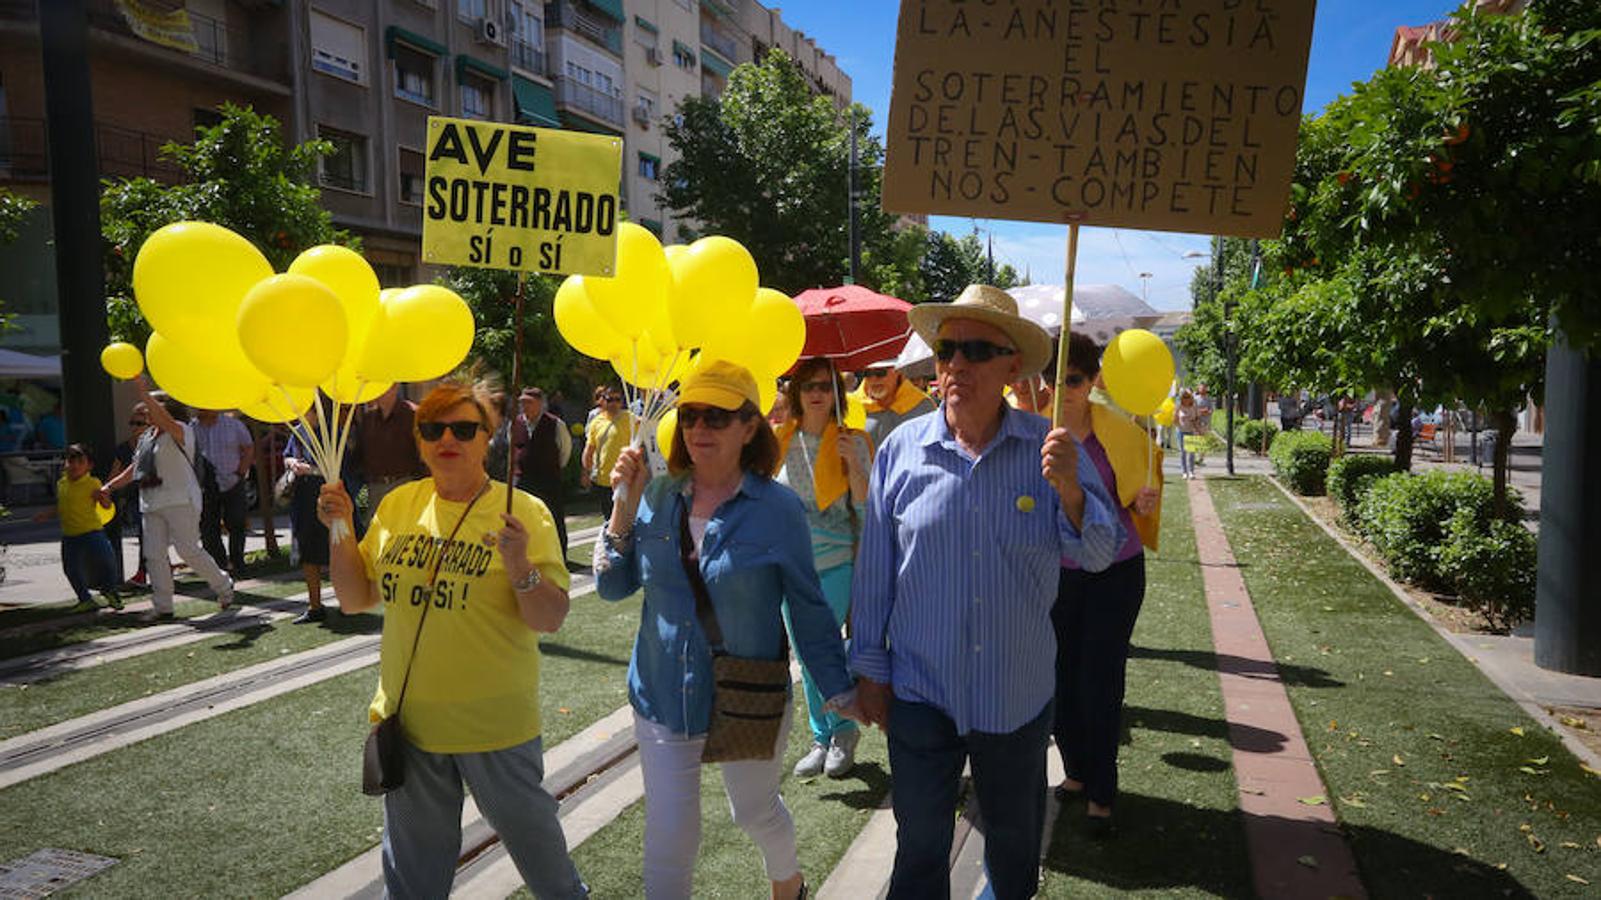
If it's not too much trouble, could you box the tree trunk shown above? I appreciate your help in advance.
[1394,398,1415,471]
[1491,408,1517,520]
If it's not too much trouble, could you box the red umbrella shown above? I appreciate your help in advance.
[790,285,913,372]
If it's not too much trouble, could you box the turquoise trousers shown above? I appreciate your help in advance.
[783,562,858,745]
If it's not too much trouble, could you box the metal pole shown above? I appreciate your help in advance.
[847,108,860,285]
[40,0,116,471]
[1218,237,1235,475]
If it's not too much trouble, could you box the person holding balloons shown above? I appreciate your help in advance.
[595,360,861,900]
[774,358,872,780]
[1047,332,1163,839]
[317,378,588,899]
[97,379,235,619]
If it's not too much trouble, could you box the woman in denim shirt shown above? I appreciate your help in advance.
[595,361,861,900]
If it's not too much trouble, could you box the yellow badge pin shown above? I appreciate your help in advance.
[1016,495,1036,513]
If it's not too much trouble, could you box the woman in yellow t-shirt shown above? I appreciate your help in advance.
[319,380,587,899]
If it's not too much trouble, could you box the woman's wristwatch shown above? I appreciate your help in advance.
[512,567,542,592]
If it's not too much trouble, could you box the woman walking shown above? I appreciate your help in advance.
[320,379,587,899]
[774,358,870,779]
[1175,389,1202,479]
[1050,334,1162,838]
[595,360,861,899]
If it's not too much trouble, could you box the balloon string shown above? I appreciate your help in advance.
[310,390,339,481]
[331,381,366,485]
[279,384,331,476]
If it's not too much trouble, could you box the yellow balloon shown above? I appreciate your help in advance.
[585,223,669,340]
[96,499,117,526]
[756,369,778,418]
[133,222,273,349]
[554,275,624,360]
[611,337,665,389]
[240,386,316,424]
[844,391,866,431]
[145,332,269,410]
[668,236,758,350]
[100,342,144,380]
[656,408,678,458]
[746,288,805,375]
[237,274,349,388]
[358,285,475,382]
[1101,328,1175,416]
[290,245,380,347]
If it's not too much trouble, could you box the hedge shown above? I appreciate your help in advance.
[1269,430,1332,495]
[1437,509,1537,627]
[1234,419,1279,455]
[1326,454,1397,515]
[1355,469,1525,592]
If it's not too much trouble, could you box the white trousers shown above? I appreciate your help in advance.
[633,704,798,899]
[142,504,233,614]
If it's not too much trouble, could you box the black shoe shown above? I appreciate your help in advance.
[293,607,327,624]
[1084,814,1115,841]
[1054,783,1084,804]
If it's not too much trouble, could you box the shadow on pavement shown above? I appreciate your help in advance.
[539,641,630,667]
[1129,644,1345,689]
[815,760,892,811]
[1125,705,1289,755]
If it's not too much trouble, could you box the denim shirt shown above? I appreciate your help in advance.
[595,471,853,736]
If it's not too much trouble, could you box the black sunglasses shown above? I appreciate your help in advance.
[678,405,746,430]
[417,420,484,442]
[862,367,893,378]
[797,380,834,394]
[1061,373,1089,388]
[933,339,1018,364]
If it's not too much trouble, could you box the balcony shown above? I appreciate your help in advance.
[72,0,292,85]
[556,80,624,129]
[700,21,739,65]
[546,2,623,56]
[510,39,547,76]
[0,117,187,183]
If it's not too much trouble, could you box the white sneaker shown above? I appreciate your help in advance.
[824,728,859,778]
[217,581,236,611]
[793,742,828,778]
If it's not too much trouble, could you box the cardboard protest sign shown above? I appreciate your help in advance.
[422,117,623,274]
[883,1,1317,238]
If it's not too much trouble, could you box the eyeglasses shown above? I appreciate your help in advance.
[862,367,893,378]
[605,396,623,404]
[417,420,484,442]
[798,380,834,394]
[678,405,745,430]
[932,339,1018,364]
[1061,373,1089,388]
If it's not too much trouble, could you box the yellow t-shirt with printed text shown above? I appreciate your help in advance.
[585,412,634,487]
[360,478,570,754]
[57,474,105,537]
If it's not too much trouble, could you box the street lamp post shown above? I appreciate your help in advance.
[1218,238,1235,475]
[1138,271,1153,304]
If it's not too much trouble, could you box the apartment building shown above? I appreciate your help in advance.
[0,0,850,352]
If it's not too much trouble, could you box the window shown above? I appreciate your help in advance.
[634,17,658,51]
[193,107,224,131]
[310,11,365,84]
[398,147,425,204]
[638,152,659,181]
[393,44,435,106]
[671,41,696,69]
[457,0,487,21]
[460,74,492,119]
[636,86,658,118]
[595,72,615,97]
[319,127,367,192]
[565,60,593,86]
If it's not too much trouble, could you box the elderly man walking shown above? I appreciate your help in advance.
[851,284,1124,900]
[857,357,936,450]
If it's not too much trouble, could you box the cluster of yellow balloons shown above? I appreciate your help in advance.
[1100,328,1176,417]
[100,221,474,426]
[555,223,804,415]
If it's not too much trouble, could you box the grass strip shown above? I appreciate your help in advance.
[556,700,892,898]
[1040,477,1255,898]
[1209,476,1601,898]
[0,607,382,741]
[0,591,640,898]
[0,579,308,660]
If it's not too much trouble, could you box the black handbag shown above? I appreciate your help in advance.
[362,481,491,796]
[677,502,791,764]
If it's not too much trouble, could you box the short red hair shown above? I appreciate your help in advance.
[414,380,498,433]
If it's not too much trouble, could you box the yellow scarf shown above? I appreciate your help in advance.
[860,378,931,416]
[776,420,852,512]
[1089,401,1164,552]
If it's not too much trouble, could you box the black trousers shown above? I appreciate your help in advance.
[1051,554,1147,808]
[520,479,568,557]
[200,481,249,572]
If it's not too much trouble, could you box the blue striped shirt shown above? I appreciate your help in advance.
[849,404,1123,735]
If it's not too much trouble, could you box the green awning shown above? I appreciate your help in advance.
[386,26,446,58]
[513,76,560,128]
[583,0,624,22]
[701,0,734,21]
[700,48,733,78]
[638,151,661,166]
[455,54,509,82]
[638,218,662,236]
[558,111,623,137]
[633,15,657,34]
[672,39,695,63]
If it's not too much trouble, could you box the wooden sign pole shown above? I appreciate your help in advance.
[505,272,525,514]
[1051,222,1081,430]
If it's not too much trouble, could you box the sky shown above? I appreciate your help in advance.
[776,1,1470,310]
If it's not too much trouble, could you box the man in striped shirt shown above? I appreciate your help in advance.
[850,285,1123,900]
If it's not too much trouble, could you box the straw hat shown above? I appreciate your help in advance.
[907,284,1052,375]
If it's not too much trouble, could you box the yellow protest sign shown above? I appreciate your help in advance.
[422,117,623,275]
[882,1,1317,238]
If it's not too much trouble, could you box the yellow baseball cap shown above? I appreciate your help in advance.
[678,359,759,411]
